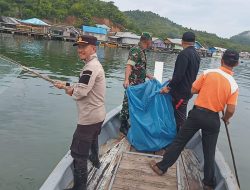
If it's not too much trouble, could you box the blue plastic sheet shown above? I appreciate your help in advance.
[126,79,177,151]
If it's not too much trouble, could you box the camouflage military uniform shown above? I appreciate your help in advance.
[120,45,147,122]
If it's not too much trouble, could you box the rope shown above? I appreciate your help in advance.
[0,54,55,84]
[222,111,240,188]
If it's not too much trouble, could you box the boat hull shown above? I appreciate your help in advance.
[40,106,239,190]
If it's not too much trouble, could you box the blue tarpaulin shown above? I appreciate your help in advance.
[126,79,177,151]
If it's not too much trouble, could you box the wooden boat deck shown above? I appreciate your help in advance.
[103,138,205,190]
[68,137,204,190]
[110,151,177,190]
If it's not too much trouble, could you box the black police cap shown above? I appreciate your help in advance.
[182,32,195,42]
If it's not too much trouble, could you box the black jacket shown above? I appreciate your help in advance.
[168,46,200,100]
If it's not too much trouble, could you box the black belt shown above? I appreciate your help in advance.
[193,105,218,114]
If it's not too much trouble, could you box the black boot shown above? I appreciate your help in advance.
[89,140,101,169]
[120,120,129,136]
[89,154,101,169]
[64,169,87,190]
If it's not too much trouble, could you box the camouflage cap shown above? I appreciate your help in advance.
[141,32,152,41]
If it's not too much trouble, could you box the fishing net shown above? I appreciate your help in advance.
[0,56,22,95]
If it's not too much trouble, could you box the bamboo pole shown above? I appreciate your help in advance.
[0,54,55,84]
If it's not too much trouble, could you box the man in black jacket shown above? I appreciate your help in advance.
[161,32,200,131]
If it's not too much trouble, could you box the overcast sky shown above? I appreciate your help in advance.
[104,0,249,38]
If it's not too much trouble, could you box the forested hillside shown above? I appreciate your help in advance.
[125,10,250,51]
[0,1,249,51]
[231,31,250,46]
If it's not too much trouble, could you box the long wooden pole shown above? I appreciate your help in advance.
[0,54,55,84]
[222,111,241,188]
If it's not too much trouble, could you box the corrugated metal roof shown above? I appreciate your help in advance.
[214,47,226,52]
[0,16,20,25]
[167,38,182,45]
[109,36,121,39]
[115,32,140,39]
[20,18,49,26]
[83,26,107,35]
[152,37,159,41]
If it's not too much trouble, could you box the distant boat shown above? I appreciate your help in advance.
[40,106,240,190]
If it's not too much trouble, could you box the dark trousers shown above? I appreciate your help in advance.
[70,122,103,171]
[157,108,220,187]
[172,98,188,131]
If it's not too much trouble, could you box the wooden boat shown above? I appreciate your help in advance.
[40,106,239,190]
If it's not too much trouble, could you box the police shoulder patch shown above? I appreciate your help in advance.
[79,70,92,85]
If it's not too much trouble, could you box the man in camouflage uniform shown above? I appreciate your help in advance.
[120,32,153,135]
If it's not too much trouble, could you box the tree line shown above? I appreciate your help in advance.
[0,1,249,52]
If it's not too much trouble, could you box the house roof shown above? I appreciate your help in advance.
[20,18,49,26]
[214,47,227,52]
[115,32,140,39]
[96,24,110,30]
[195,41,204,49]
[109,36,121,39]
[83,26,107,35]
[166,38,182,45]
[0,16,20,25]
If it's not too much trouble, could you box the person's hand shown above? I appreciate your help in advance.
[123,79,130,89]
[160,86,170,94]
[54,80,66,89]
[147,73,155,80]
[65,86,74,96]
[221,116,230,125]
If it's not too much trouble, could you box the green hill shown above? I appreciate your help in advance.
[230,31,250,46]
[0,1,249,52]
[124,10,250,52]
[0,0,128,27]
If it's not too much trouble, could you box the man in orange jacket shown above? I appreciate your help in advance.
[150,49,239,189]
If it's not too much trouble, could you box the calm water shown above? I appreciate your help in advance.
[0,34,250,190]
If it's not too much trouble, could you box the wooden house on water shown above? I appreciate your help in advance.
[17,18,50,37]
[194,41,207,57]
[0,16,20,33]
[164,38,183,53]
[152,38,166,49]
[164,38,207,56]
[109,32,140,48]
[239,52,250,59]
[49,25,79,41]
[208,47,226,58]
[82,25,108,42]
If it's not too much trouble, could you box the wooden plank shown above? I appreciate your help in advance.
[181,149,203,190]
[112,176,176,190]
[111,152,177,190]
[87,138,130,190]
[177,156,189,190]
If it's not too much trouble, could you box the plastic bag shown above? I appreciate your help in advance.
[127,79,176,151]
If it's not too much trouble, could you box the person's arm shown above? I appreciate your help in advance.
[123,48,138,88]
[222,90,239,125]
[123,64,132,88]
[168,54,189,89]
[54,81,74,96]
[222,104,236,124]
[72,69,99,100]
